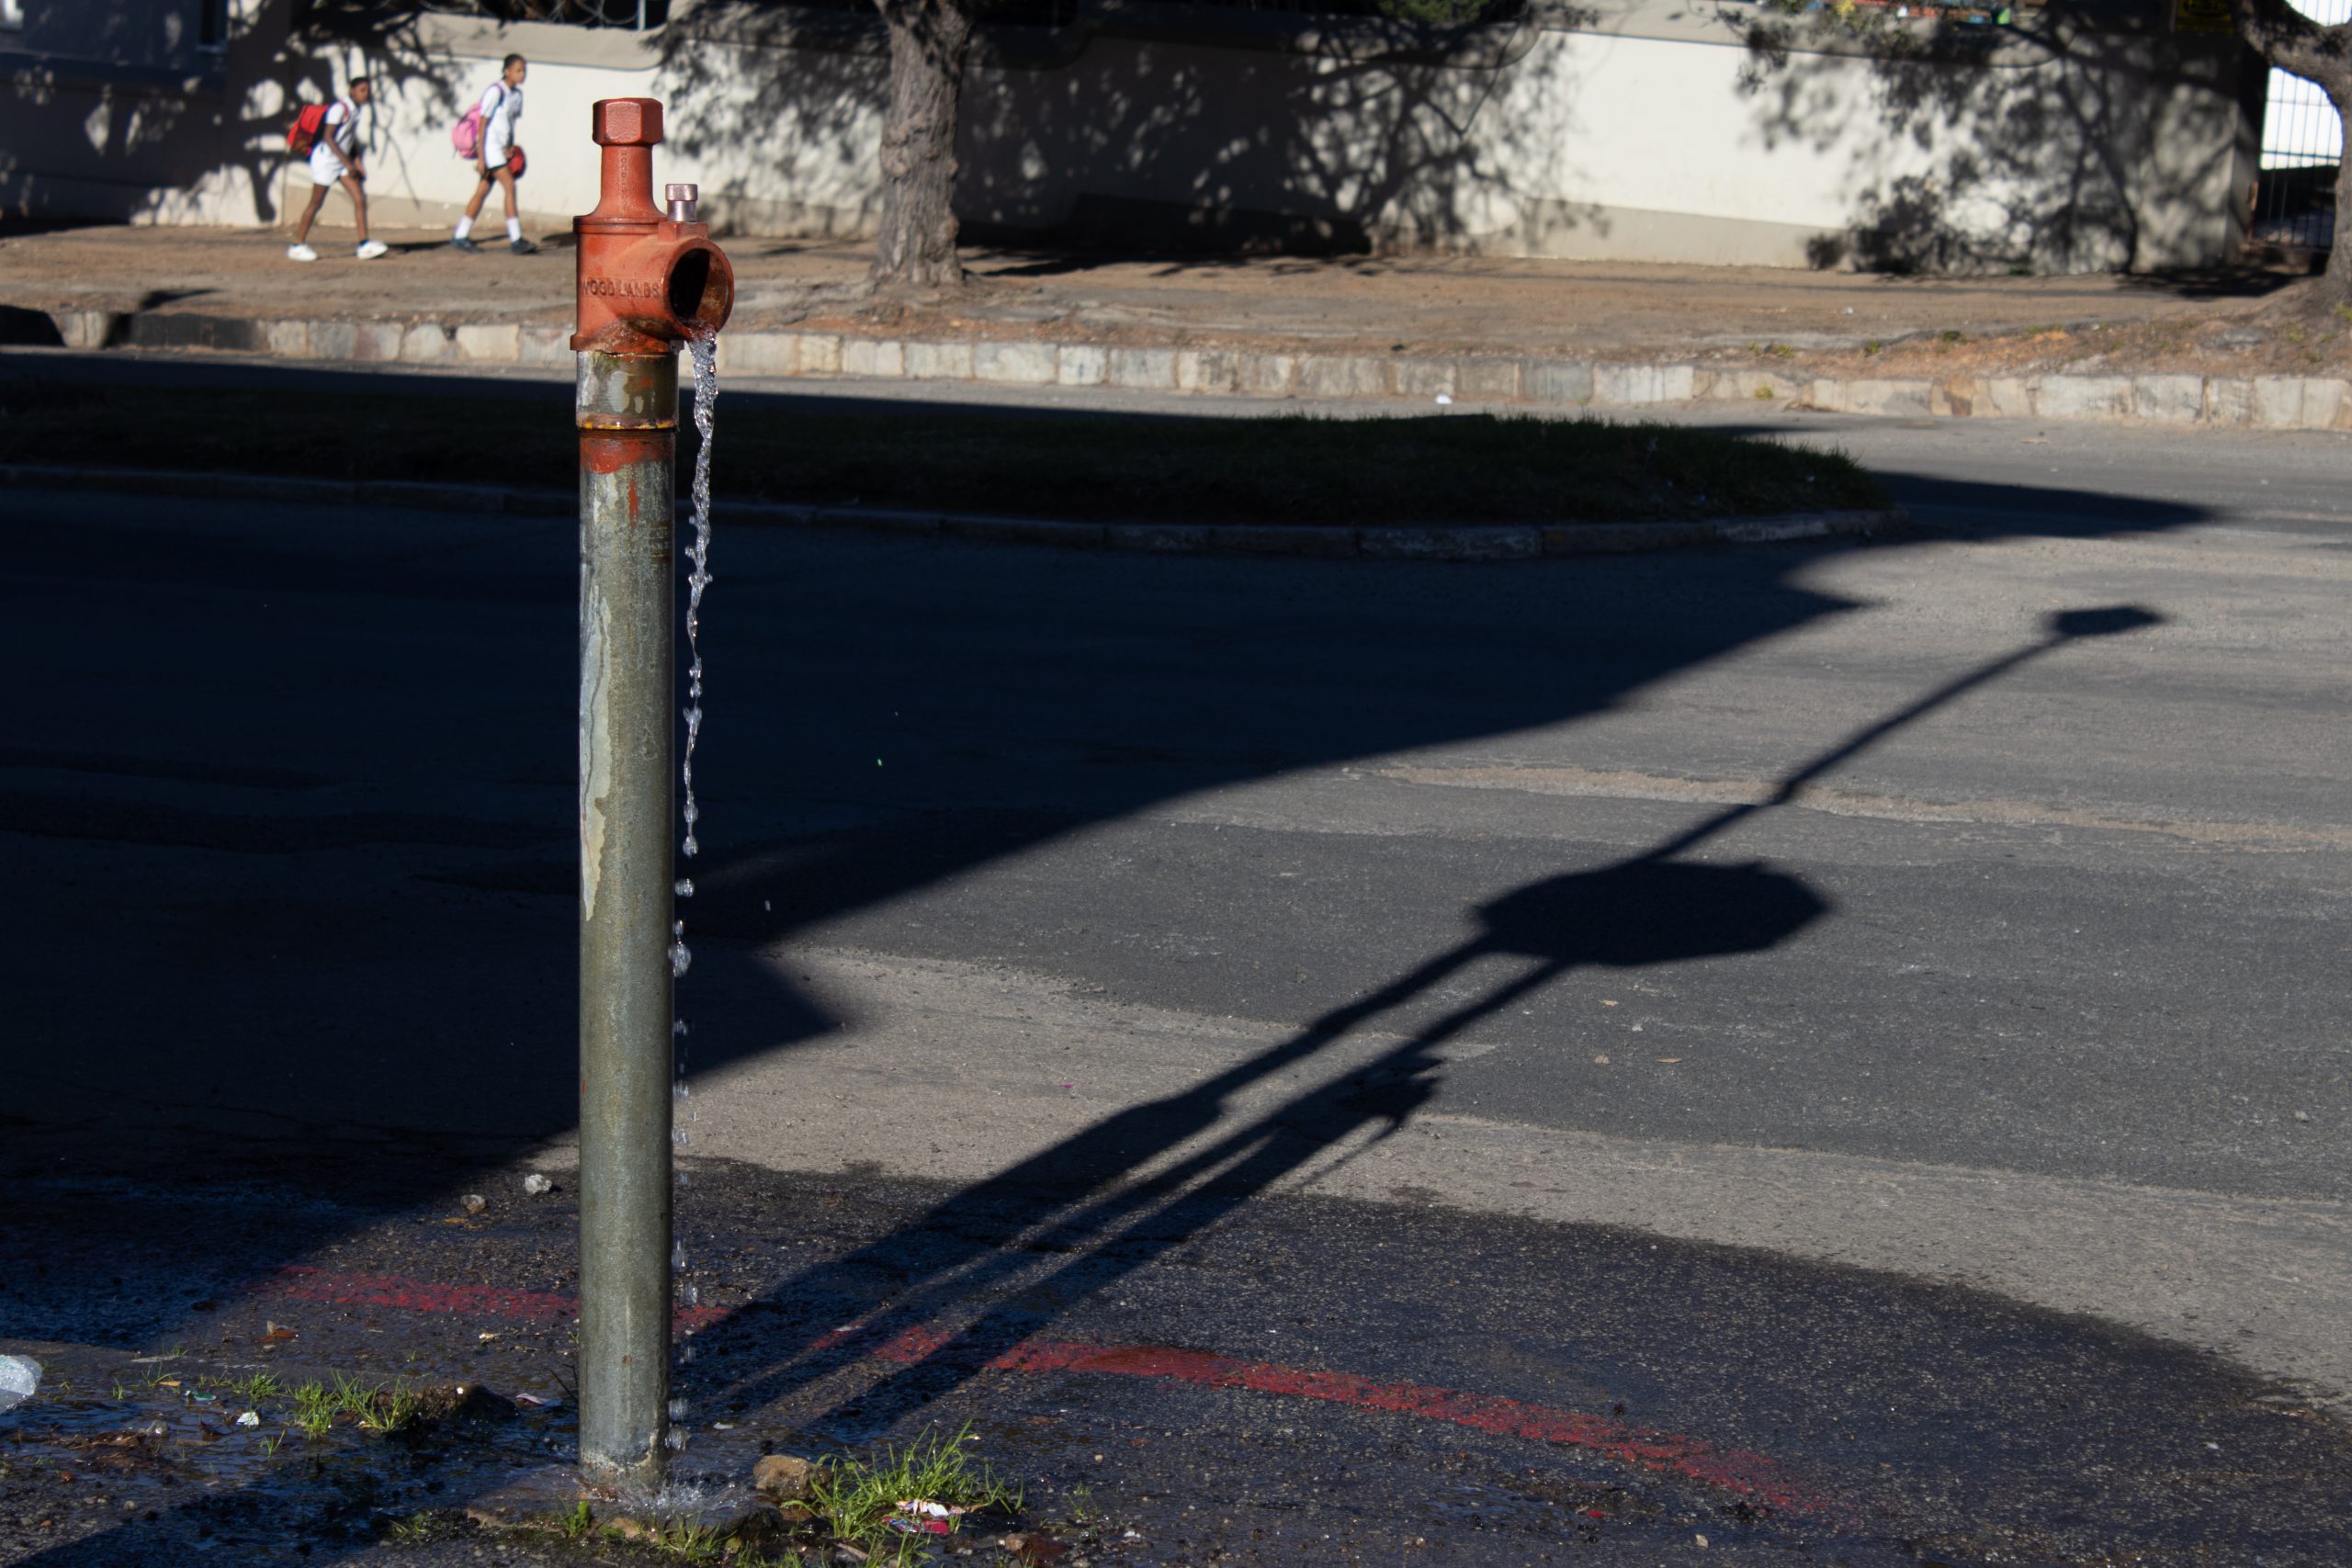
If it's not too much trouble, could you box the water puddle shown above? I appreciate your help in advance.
[0,1345,578,1555]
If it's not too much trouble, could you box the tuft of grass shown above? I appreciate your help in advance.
[198,1371,285,1405]
[643,1520,729,1563]
[289,1380,338,1438]
[285,1373,422,1439]
[585,1515,759,1566]
[387,1510,438,1543]
[232,1371,285,1405]
[359,1377,424,1434]
[811,1423,1021,1554]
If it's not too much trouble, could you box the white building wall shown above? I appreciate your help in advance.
[1,0,2257,273]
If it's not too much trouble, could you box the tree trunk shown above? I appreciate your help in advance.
[870,0,974,289]
[2232,0,2352,298]
[2331,95,2352,299]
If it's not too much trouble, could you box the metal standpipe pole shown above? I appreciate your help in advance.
[571,94,734,1494]
[577,346,678,1491]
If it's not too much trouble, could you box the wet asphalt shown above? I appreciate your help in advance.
[5,1143,2349,1567]
[5,350,2352,1564]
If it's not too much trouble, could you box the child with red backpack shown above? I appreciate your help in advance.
[286,77,385,263]
[448,55,535,255]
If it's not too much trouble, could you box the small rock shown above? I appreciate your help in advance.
[2294,1111,2312,1122]
[459,1464,595,1529]
[2218,326,2266,349]
[462,1193,487,1215]
[0,1354,40,1414]
[523,1173,555,1195]
[752,1452,819,1501]
[437,1383,519,1427]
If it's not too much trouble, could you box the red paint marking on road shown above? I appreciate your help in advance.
[251,1271,1817,1514]
[260,1268,728,1331]
[865,1325,1818,1516]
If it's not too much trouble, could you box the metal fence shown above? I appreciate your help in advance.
[2252,0,2350,252]
[417,0,672,27]
[1142,0,1525,17]
[413,0,1533,28]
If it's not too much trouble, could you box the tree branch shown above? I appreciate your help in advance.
[2233,0,2352,91]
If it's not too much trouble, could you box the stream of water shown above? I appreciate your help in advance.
[667,329,720,1452]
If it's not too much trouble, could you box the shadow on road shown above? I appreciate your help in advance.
[682,605,2160,1437]
[0,352,2262,1558]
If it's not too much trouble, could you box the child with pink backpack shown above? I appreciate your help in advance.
[447,54,534,254]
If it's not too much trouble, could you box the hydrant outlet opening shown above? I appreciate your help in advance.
[667,246,733,337]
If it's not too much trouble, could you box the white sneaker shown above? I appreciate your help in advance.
[354,239,388,260]
[287,243,318,262]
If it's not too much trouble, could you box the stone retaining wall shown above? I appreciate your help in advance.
[44,308,2352,433]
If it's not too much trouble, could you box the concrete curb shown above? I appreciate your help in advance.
[35,302,2352,434]
[3,463,1905,560]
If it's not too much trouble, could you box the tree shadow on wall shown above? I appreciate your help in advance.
[1736,0,2254,276]
[655,2,897,243]
[2,0,464,228]
[657,0,1610,267]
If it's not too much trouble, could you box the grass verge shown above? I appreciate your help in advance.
[0,374,1885,525]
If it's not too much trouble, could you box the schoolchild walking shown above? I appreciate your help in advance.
[288,77,386,263]
[450,54,536,254]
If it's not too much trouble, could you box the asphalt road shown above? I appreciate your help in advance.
[3,350,2349,1564]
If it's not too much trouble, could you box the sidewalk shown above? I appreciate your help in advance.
[7,222,2349,430]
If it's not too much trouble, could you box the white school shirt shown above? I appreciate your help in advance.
[307,98,361,184]
[479,82,523,163]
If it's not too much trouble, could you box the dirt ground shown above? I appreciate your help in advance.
[8,220,2352,381]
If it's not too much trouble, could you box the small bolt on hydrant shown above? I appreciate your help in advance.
[572,96,733,1491]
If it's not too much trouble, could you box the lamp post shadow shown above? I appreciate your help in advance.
[695,605,2165,1435]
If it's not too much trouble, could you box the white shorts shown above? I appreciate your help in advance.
[482,134,514,173]
[307,145,354,187]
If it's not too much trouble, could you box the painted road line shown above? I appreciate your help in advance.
[250,1268,1820,1515]
[259,1266,729,1332]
